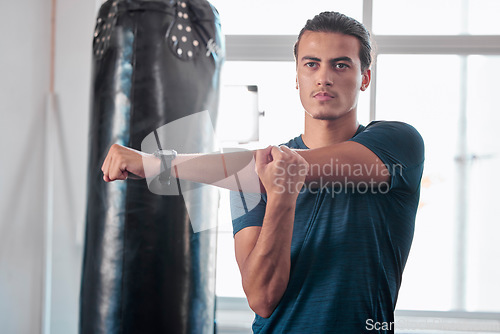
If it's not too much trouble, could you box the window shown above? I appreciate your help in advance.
[375,54,461,311]
[372,0,500,35]
[209,0,362,35]
[464,55,500,312]
[374,55,500,312]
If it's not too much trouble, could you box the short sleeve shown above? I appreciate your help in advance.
[230,190,266,236]
[350,121,425,193]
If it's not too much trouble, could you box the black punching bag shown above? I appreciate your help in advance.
[80,1,224,333]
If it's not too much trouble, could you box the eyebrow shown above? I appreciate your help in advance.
[301,56,354,64]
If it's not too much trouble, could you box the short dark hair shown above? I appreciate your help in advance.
[293,11,373,72]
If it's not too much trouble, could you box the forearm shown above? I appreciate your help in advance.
[239,197,295,317]
[103,144,260,191]
[170,150,262,193]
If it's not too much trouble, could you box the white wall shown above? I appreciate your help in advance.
[0,0,96,333]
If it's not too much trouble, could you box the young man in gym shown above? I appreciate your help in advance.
[102,11,424,333]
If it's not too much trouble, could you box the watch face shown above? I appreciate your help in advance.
[155,149,177,158]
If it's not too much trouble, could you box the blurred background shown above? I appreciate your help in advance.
[0,0,499,333]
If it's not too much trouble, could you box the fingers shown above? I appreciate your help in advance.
[278,145,292,154]
[274,145,307,166]
[279,146,309,174]
[101,146,112,178]
[255,145,307,172]
[255,145,273,174]
[271,145,295,161]
[270,145,283,158]
[101,144,128,182]
[109,153,128,181]
[101,147,112,181]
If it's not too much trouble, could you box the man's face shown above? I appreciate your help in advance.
[296,31,370,121]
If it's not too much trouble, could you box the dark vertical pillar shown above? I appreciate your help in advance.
[80,1,224,333]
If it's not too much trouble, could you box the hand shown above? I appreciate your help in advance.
[101,144,160,182]
[255,145,309,200]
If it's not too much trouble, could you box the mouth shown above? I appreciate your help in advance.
[313,91,334,101]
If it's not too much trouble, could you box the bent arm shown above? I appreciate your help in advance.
[102,144,262,193]
[235,197,295,318]
[233,146,306,318]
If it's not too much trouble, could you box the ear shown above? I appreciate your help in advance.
[360,69,371,91]
[295,75,299,90]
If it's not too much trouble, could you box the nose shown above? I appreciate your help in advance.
[316,67,333,87]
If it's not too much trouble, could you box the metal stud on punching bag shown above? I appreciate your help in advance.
[80,0,224,333]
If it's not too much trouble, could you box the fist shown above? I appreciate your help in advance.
[255,145,309,199]
[101,144,160,182]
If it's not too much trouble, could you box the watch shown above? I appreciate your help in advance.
[153,149,177,185]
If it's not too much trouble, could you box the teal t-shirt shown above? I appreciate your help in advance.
[230,121,425,333]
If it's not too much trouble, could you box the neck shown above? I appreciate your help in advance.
[301,111,359,149]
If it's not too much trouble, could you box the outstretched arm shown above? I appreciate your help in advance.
[101,144,262,192]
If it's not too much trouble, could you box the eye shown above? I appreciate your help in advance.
[335,63,349,70]
[305,62,318,68]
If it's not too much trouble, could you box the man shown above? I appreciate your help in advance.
[102,11,424,333]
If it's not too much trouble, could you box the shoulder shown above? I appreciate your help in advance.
[362,121,422,140]
[351,120,424,170]
[350,121,425,193]
[355,121,424,155]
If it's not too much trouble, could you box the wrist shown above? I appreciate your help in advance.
[153,149,177,184]
[266,194,297,210]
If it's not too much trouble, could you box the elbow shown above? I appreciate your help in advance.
[246,286,286,318]
[241,267,290,318]
[248,297,276,318]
